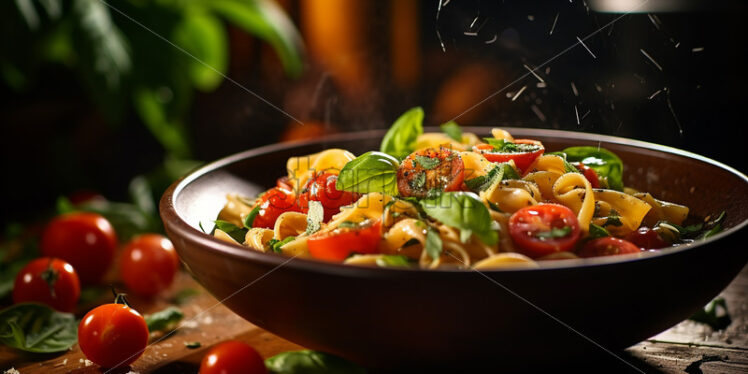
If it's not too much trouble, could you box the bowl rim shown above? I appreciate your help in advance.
[160,127,748,276]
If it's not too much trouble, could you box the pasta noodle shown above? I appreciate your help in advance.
[214,122,704,270]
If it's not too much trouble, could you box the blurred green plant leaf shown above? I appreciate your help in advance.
[174,10,227,91]
[133,87,191,158]
[211,0,304,77]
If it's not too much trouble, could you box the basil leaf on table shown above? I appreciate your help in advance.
[336,151,399,195]
[145,306,184,332]
[266,350,367,374]
[0,303,78,353]
[214,220,248,243]
[379,107,424,159]
[440,120,462,142]
[420,192,498,246]
[559,146,624,191]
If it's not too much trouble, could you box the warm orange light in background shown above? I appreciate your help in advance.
[390,0,421,90]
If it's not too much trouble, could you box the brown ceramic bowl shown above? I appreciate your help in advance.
[160,128,748,371]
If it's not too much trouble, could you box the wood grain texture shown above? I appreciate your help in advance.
[3,266,746,373]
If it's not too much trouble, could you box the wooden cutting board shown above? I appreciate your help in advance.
[2,266,747,373]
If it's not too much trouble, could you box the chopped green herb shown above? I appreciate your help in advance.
[144,306,184,333]
[337,221,360,229]
[243,205,261,229]
[588,224,610,239]
[425,228,443,260]
[198,221,207,233]
[487,201,502,212]
[409,171,426,190]
[214,220,248,243]
[267,236,296,253]
[414,155,441,170]
[602,210,623,227]
[697,212,726,240]
[185,341,201,349]
[464,163,519,192]
[376,255,411,268]
[402,238,421,247]
[440,121,462,142]
[689,298,731,330]
[305,201,324,235]
[483,138,540,153]
[266,350,366,374]
[534,226,572,240]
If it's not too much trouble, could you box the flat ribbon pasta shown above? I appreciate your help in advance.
[460,151,494,180]
[552,173,595,232]
[473,253,539,270]
[415,133,465,151]
[592,189,652,235]
[525,154,567,176]
[634,192,689,226]
[380,218,426,259]
[523,171,562,202]
[217,194,254,227]
[482,179,541,214]
[286,149,355,190]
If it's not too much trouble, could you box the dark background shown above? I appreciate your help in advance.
[2,0,746,226]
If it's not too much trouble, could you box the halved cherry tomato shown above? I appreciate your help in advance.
[572,162,601,188]
[577,237,642,258]
[40,212,118,285]
[299,172,360,222]
[307,220,382,261]
[119,234,180,297]
[200,340,267,374]
[78,303,149,368]
[13,257,80,312]
[251,187,300,229]
[508,204,582,258]
[624,227,670,249]
[397,147,465,198]
[473,139,544,173]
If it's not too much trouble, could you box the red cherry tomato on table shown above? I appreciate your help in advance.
[119,234,179,297]
[473,139,544,173]
[251,187,300,229]
[624,227,671,250]
[508,204,582,258]
[40,212,117,285]
[299,172,359,222]
[307,220,383,262]
[577,237,643,258]
[200,340,267,374]
[12,257,80,312]
[78,303,149,368]
[572,162,601,188]
[397,147,465,198]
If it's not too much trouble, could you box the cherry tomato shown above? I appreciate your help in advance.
[508,204,582,258]
[12,257,80,312]
[578,237,643,258]
[299,172,359,222]
[473,139,544,173]
[78,303,149,368]
[40,212,118,285]
[307,220,383,261]
[572,162,601,188]
[251,187,300,229]
[397,147,465,198]
[624,227,671,249]
[200,340,267,374]
[119,234,179,297]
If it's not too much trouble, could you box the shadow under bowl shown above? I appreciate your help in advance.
[160,128,748,370]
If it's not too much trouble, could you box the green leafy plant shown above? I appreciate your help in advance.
[265,350,367,374]
[0,303,78,353]
[1,0,304,159]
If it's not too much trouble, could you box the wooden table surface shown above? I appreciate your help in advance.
[2,264,746,374]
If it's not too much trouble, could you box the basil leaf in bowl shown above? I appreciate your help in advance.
[336,151,399,195]
[379,107,424,159]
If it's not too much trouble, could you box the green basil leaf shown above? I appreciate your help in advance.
[602,209,623,227]
[425,227,443,260]
[336,151,399,195]
[266,350,367,374]
[689,298,731,330]
[697,211,726,240]
[267,236,296,254]
[306,201,324,235]
[380,107,424,159]
[243,205,261,229]
[185,341,202,349]
[420,192,498,246]
[534,226,572,240]
[145,306,184,333]
[440,120,462,142]
[464,163,519,192]
[170,288,200,306]
[376,255,412,268]
[588,224,610,239]
[0,303,77,353]
[482,138,541,153]
[414,155,440,170]
[561,146,624,191]
[214,220,248,243]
